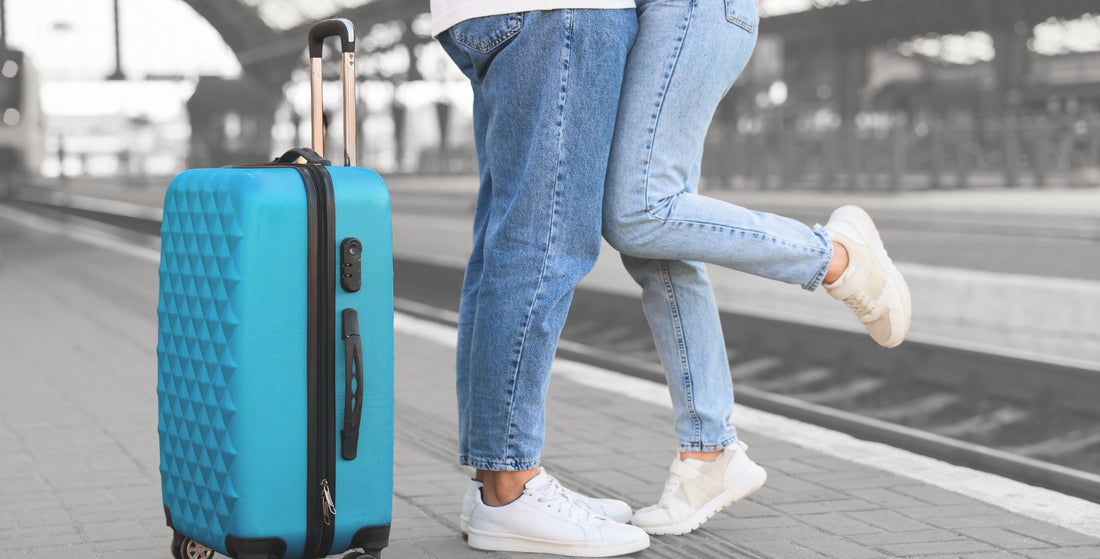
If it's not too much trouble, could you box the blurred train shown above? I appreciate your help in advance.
[0,48,43,175]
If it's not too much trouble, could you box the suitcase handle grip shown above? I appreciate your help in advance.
[308,18,357,167]
[274,147,331,166]
[308,18,355,58]
[341,309,364,460]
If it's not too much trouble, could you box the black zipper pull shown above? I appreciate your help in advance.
[321,479,336,526]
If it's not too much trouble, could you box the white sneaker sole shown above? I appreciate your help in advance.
[832,205,912,348]
[638,463,767,536]
[467,529,650,557]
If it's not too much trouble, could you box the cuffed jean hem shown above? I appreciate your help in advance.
[801,227,834,292]
[460,454,542,472]
[677,433,740,454]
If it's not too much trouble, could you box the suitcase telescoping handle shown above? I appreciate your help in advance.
[308,18,357,167]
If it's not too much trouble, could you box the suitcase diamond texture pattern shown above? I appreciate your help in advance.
[157,175,245,537]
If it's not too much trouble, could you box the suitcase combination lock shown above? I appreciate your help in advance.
[340,238,362,292]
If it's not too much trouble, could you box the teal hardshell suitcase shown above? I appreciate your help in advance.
[156,19,393,559]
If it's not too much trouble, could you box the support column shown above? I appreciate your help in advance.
[990,17,1031,187]
[108,0,125,80]
[834,46,868,191]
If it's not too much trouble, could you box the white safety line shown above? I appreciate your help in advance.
[0,204,161,263]
[394,312,1100,539]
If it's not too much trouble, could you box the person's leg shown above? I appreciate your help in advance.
[607,0,769,456]
[604,0,770,536]
[440,11,652,555]
[620,255,738,452]
[440,7,635,494]
[454,66,492,472]
[604,0,832,290]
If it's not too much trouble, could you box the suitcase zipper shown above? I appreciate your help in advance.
[308,163,338,556]
[278,162,336,558]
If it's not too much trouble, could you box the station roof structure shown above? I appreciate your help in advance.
[761,0,1100,47]
[181,0,413,81]
[181,0,1098,80]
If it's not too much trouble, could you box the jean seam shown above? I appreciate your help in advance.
[659,260,702,445]
[461,454,541,472]
[645,214,832,258]
[641,1,695,219]
[803,227,833,290]
[502,9,573,464]
[453,13,524,54]
[679,433,739,453]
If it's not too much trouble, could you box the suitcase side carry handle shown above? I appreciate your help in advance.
[309,18,358,167]
[341,309,364,460]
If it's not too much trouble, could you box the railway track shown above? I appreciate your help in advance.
[4,180,1100,504]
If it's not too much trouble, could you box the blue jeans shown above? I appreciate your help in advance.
[438,10,637,471]
[603,0,833,451]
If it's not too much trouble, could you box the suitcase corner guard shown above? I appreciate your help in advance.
[224,533,288,559]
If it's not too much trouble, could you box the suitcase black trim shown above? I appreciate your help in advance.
[296,162,338,558]
[224,534,288,559]
[350,524,390,554]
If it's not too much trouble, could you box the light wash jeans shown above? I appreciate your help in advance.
[438,10,637,471]
[603,0,834,452]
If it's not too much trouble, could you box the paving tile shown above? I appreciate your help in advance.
[844,510,932,532]
[1019,547,1100,559]
[1007,523,1100,547]
[794,535,888,559]
[797,512,885,536]
[850,529,968,547]
[899,503,1008,520]
[715,525,829,542]
[846,487,929,509]
[741,539,831,559]
[773,498,882,516]
[926,513,1041,530]
[892,484,977,506]
[878,539,1000,556]
[704,513,798,531]
[959,527,1054,550]
[918,553,1026,559]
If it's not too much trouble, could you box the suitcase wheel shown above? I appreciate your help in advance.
[343,551,381,559]
[172,530,215,559]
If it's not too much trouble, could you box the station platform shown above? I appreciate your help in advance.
[2,189,1100,558]
[7,174,1100,365]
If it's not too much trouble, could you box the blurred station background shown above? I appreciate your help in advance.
[2,0,1100,510]
[0,0,1097,188]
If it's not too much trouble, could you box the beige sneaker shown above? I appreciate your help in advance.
[631,441,767,535]
[823,205,912,348]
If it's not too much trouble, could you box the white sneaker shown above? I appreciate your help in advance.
[823,205,912,348]
[632,441,766,535]
[459,469,632,538]
[466,469,650,557]
[459,480,482,541]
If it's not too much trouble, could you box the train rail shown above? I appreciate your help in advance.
[4,179,1100,504]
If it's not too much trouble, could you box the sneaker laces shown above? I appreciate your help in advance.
[844,289,879,317]
[545,471,591,506]
[656,474,682,508]
[528,475,593,522]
